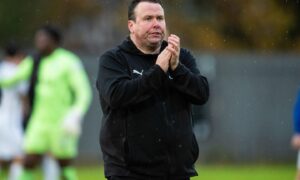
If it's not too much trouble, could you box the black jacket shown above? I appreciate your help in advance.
[97,37,209,178]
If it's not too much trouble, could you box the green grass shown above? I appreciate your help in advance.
[194,164,295,180]
[77,164,296,180]
[0,164,296,179]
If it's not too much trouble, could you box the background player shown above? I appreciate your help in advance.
[0,42,26,180]
[0,25,92,180]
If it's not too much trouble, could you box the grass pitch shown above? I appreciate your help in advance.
[0,164,295,179]
[77,164,295,180]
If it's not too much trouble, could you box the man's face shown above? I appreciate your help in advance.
[34,30,54,53]
[128,2,166,48]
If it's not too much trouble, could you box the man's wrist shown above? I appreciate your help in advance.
[155,62,168,72]
[170,61,179,71]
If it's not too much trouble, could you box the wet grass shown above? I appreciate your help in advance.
[78,164,295,180]
[0,164,295,179]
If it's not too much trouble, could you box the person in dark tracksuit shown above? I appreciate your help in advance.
[292,90,300,180]
[0,89,2,105]
[97,0,209,179]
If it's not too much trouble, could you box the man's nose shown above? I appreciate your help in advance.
[152,19,161,28]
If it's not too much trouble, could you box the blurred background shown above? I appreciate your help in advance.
[1,0,300,179]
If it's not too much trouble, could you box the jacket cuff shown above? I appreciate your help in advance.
[153,64,167,75]
[169,63,189,78]
[145,64,167,89]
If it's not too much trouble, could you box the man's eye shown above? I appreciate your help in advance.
[145,17,152,21]
[157,17,164,21]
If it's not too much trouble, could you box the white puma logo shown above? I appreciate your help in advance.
[133,69,143,76]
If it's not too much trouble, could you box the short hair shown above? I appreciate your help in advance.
[4,41,22,57]
[38,25,62,44]
[128,0,163,21]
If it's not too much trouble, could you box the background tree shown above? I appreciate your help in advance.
[1,0,300,53]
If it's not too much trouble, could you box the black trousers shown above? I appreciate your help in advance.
[108,176,190,180]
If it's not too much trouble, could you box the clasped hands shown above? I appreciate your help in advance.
[156,34,180,72]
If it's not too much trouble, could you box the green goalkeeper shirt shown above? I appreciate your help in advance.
[0,48,92,126]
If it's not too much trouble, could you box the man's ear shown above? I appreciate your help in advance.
[128,20,135,34]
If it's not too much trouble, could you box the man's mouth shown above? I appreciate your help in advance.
[150,32,162,36]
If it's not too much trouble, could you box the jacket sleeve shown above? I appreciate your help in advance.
[0,57,33,88]
[97,51,166,108]
[294,90,300,134]
[67,55,92,116]
[169,49,209,105]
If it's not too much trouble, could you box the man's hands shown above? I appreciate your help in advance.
[156,34,180,72]
[156,45,172,72]
[167,34,180,71]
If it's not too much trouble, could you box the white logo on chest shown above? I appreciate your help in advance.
[133,69,143,76]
